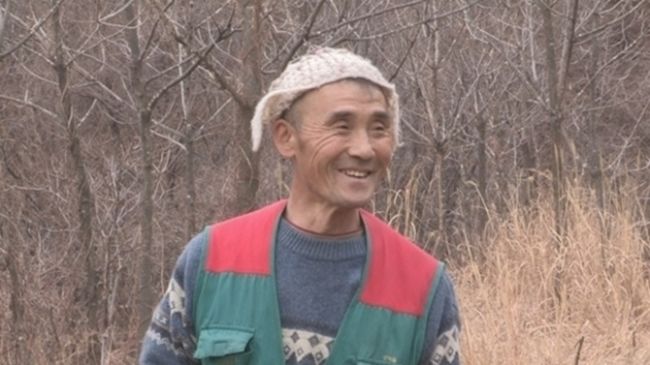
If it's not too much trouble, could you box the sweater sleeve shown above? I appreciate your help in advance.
[139,231,207,365]
[419,270,461,365]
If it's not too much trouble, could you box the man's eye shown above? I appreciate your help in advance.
[334,121,349,130]
[372,122,388,132]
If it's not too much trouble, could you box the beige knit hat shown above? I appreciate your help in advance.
[250,47,400,151]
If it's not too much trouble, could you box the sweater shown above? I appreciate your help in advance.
[139,217,460,365]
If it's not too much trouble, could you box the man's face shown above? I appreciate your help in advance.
[280,79,395,211]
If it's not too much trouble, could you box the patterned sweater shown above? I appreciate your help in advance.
[139,217,460,365]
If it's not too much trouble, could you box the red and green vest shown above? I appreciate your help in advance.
[193,200,444,365]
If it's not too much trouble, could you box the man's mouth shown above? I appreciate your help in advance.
[341,169,371,179]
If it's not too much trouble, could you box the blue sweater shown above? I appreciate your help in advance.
[139,217,460,365]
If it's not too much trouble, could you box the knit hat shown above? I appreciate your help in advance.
[250,47,400,151]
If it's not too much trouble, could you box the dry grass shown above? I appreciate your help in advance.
[455,184,650,364]
[4,178,649,364]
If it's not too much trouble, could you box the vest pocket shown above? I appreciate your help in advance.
[194,327,254,365]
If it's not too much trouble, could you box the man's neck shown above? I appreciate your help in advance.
[284,198,362,236]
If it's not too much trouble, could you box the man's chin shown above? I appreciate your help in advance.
[334,194,375,210]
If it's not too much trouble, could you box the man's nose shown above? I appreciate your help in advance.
[348,130,374,160]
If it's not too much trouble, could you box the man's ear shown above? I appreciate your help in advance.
[271,119,296,158]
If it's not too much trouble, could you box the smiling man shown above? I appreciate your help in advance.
[140,47,460,365]
[273,78,394,234]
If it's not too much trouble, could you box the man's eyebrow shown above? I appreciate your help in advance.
[371,111,391,122]
[326,110,354,122]
[326,110,390,123]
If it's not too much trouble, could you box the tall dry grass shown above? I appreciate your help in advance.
[5,174,648,364]
[455,183,650,364]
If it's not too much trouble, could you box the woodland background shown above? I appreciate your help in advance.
[1,0,649,364]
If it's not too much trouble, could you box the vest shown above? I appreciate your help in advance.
[193,200,444,365]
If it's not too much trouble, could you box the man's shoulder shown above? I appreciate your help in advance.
[359,210,443,316]
[203,201,287,275]
[210,200,287,229]
[361,210,439,264]
[178,230,209,271]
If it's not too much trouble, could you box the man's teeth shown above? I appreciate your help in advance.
[342,170,370,178]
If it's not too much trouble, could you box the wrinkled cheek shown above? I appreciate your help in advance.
[379,154,391,168]
[373,144,394,166]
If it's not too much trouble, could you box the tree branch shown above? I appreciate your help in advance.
[575,1,646,44]
[389,28,419,82]
[277,0,327,72]
[144,50,196,88]
[536,0,560,112]
[72,61,130,106]
[310,0,427,38]
[99,0,135,24]
[0,1,9,49]
[334,17,433,45]
[140,0,175,62]
[464,11,549,113]
[201,57,247,108]
[574,31,645,101]
[310,0,478,39]
[0,94,58,119]
[558,0,579,101]
[148,42,214,111]
[0,0,66,60]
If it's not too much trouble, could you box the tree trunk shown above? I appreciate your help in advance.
[229,103,259,214]
[428,0,447,256]
[178,33,197,238]
[0,1,8,50]
[587,12,605,211]
[585,11,611,274]
[123,0,156,338]
[537,0,566,243]
[184,123,197,237]
[6,244,28,365]
[136,107,155,336]
[433,143,446,255]
[224,1,263,216]
[520,127,538,207]
[51,2,100,363]
[476,113,488,239]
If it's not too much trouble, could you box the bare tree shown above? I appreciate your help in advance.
[49,1,101,362]
[0,0,65,61]
[0,1,7,48]
[121,0,216,335]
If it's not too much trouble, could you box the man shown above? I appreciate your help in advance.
[140,47,460,365]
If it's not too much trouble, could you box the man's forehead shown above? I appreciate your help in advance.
[316,78,388,98]
[299,79,389,108]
